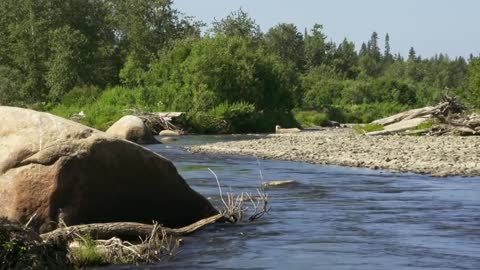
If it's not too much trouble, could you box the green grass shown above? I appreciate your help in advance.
[412,119,436,131]
[69,235,107,268]
[353,123,385,134]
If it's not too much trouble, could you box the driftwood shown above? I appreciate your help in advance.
[124,109,185,135]
[41,213,224,242]
[372,107,433,126]
[367,95,479,136]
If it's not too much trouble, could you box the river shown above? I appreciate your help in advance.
[116,135,480,270]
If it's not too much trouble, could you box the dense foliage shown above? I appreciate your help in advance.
[0,1,478,132]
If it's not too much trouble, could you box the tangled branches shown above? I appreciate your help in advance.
[208,162,270,224]
[69,223,180,267]
[124,109,184,134]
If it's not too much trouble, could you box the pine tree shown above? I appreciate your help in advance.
[408,47,417,61]
[304,24,327,67]
[384,33,393,64]
[367,32,381,61]
[359,42,368,56]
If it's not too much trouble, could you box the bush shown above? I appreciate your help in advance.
[146,36,296,112]
[294,111,329,127]
[50,86,166,130]
[331,102,410,123]
[185,102,298,134]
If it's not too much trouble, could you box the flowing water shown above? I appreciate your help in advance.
[118,135,480,270]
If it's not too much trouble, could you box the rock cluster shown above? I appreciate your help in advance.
[188,129,480,177]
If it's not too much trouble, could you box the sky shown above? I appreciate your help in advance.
[173,0,480,59]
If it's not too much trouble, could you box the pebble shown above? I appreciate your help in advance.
[187,129,480,177]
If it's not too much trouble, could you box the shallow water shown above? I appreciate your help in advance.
[120,135,480,270]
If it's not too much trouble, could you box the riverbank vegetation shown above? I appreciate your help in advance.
[1,0,479,132]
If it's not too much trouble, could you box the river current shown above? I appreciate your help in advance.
[115,135,480,270]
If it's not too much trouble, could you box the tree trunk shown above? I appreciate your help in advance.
[41,213,224,242]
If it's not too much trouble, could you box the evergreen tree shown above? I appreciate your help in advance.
[406,47,421,81]
[358,32,383,77]
[359,43,368,56]
[367,32,382,61]
[384,33,394,65]
[408,47,417,61]
[304,24,327,68]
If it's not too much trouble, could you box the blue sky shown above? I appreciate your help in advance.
[173,0,480,58]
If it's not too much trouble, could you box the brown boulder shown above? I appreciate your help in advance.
[106,115,159,145]
[0,106,217,233]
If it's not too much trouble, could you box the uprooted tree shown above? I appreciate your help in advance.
[365,94,480,136]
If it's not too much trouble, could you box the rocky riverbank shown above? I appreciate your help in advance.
[187,129,480,177]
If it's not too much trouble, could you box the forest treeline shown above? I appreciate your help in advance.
[1,0,479,132]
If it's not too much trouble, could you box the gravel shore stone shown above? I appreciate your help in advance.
[187,129,480,177]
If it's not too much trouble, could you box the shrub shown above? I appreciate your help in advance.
[332,102,410,123]
[294,111,330,127]
[185,102,298,134]
[146,36,295,112]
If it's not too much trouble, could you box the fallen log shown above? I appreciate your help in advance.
[366,117,429,136]
[371,108,421,126]
[372,94,466,127]
[41,213,224,242]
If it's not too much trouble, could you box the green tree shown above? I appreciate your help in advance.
[332,39,358,79]
[466,59,480,107]
[46,25,88,101]
[384,33,394,66]
[358,32,383,78]
[406,47,421,81]
[0,66,25,105]
[211,9,261,39]
[264,23,305,71]
[304,24,327,68]
[367,32,381,61]
[108,0,201,85]
[0,0,53,102]
[147,36,294,112]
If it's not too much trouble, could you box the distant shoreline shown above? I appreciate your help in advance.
[187,129,480,177]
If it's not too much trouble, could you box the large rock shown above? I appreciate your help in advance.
[159,130,181,136]
[0,107,217,233]
[106,115,159,145]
